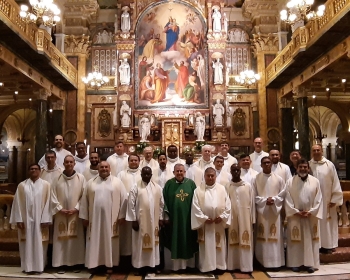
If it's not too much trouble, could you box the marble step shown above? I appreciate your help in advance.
[338,234,350,247]
[320,247,350,263]
[0,250,20,265]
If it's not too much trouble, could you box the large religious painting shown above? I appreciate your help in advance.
[135,1,208,109]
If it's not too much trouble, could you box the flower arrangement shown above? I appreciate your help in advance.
[136,141,149,154]
[194,141,207,153]
[153,147,165,158]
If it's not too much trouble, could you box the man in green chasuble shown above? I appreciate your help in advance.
[163,163,198,271]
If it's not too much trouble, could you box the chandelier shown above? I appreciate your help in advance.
[235,66,260,88]
[280,0,325,24]
[19,0,61,27]
[82,67,109,90]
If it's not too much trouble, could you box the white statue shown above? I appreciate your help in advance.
[96,32,102,44]
[213,99,225,126]
[120,101,131,127]
[113,103,118,126]
[139,113,151,142]
[194,112,205,141]
[121,8,131,32]
[119,58,130,85]
[241,31,247,42]
[234,29,241,42]
[212,58,223,85]
[108,32,113,43]
[114,14,118,33]
[228,31,234,42]
[212,8,222,32]
[101,30,109,44]
[223,13,228,34]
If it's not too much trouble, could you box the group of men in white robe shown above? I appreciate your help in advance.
[10,138,343,275]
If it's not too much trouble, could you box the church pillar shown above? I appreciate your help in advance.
[280,98,294,164]
[35,89,50,163]
[54,33,66,53]
[295,87,310,159]
[7,145,17,184]
[207,3,212,32]
[17,146,27,184]
[51,100,65,139]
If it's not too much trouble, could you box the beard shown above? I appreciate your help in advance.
[298,172,308,180]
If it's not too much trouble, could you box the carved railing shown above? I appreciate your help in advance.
[265,0,350,85]
[0,0,78,88]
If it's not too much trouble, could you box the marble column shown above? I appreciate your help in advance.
[297,96,310,159]
[54,34,66,53]
[7,145,17,184]
[52,100,64,138]
[281,107,294,164]
[35,89,50,163]
[17,146,27,184]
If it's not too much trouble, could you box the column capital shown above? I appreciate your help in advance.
[279,97,293,108]
[52,100,65,111]
[251,33,279,57]
[293,86,309,98]
[35,88,51,100]
[64,34,91,56]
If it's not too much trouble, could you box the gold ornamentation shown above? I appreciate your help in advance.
[58,221,66,234]
[230,229,238,243]
[232,108,246,136]
[215,232,221,247]
[143,233,151,247]
[242,230,249,243]
[312,224,319,240]
[292,226,300,239]
[176,189,189,201]
[117,44,135,50]
[69,221,76,234]
[98,109,112,137]
[270,223,277,236]
[198,228,204,242]
[257,223,265,240]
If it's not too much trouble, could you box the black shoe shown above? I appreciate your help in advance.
[269,267,281,272]
[291,267,300,272]
[307,267,315,273]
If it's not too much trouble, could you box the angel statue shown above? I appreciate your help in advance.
[139,113,151,142]
[194,112,205,141]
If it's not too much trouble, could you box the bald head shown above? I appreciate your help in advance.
[253,137,263,153]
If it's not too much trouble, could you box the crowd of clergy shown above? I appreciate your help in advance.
[9,135,343,275]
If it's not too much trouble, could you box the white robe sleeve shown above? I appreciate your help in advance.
[126,186,137,222]
[118,180,128,219]
[50,178,63,215]
[284,179,299,218]
[78,181,89,221]
[41,183,52,223]
[270,178,286,216]
[330,163,343,206]
[9,186,24,224]
[219,192,231,227]
[191,189,209,230]
[252,177,268,215]
[38,155,46,169]
[74,175,86,211]
[308,180,323,219]
[159,186,164,220]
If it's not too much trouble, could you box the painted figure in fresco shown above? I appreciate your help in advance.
[212,8,222,32]
[174,61,189,98]
[213,99,225,126]
[139,56,154,83]
[194,112,205,141]
[151,63,169,104]
[164,17,180,51]
[196,54,205,88]
[139,113,151,142]
[139,71,155,101]
[183,71,200,102]
[138,35,146,55]
[121,8,130,32]
[142,34,162,59]
[212,58,224,85]
[223,13,228,34]
[119,58,130,85]
[120,101,131,127]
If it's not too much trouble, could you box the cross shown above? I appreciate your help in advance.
[176,189,189,201]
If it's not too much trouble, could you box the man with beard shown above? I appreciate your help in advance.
[191,167,231,273]
[226,164,255,273]
[309,144,343,254]
[166,145,185,172]
[152,153,174,188]
[182,71,201,102]
[139,56,153,82]
[79,161,127,274]
[38,135,72,169]
[269,149,292,183]
[151,63,169,104]
[74,142,90,174]
[184,150,202,187]
[285,158,323,273]
[163,164,198,271]
[174,60,189,98]
[107,141,128,176]
[252,157,285,271]
[40,151,63,184]
[82,152,100,181]
[139,71,155,101]
[51,155,85,273]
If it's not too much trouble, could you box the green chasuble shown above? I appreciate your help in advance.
[163,178,198,259]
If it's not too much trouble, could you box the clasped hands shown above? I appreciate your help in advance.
[295,211,311,218]
[266,197,275,205]
[205,217,222,224]
[60,209,79,216]
[132,220,164,231]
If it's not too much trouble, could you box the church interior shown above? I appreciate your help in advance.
[1,0,350,278]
